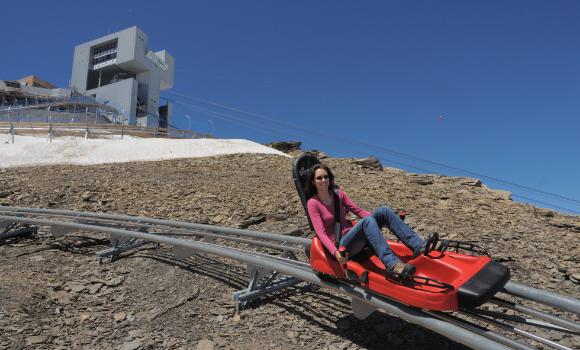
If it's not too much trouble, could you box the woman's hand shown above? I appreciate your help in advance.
[334,250,347,264]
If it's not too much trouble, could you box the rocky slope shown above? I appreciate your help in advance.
[0,153,578,349]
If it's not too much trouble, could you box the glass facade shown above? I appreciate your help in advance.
[91,41,118,69]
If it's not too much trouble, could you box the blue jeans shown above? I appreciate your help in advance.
[339,206,424,269]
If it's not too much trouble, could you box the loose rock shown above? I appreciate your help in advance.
[195,339,215,350]
[26,335,48,345]
[120,339,141,350]
[114,312,127,322]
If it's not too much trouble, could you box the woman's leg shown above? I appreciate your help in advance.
[372,206,424,252]
[338,221,367,258]
[340,216,399,269]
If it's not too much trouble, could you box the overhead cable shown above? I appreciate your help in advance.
[164,91,580,212]
[171,99,435,173]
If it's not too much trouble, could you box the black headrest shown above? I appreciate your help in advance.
[292,152,321,229]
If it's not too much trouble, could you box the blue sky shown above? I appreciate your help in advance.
[2,1,579,214]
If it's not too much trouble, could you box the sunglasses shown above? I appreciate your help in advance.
[315,175,329,181]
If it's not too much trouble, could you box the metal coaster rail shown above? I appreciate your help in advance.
[0,206,578,350]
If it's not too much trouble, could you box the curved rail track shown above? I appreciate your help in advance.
[1,206,578,350]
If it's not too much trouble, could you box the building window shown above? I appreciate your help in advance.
[91,40,118,70]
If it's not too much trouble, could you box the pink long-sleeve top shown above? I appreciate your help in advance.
[307,189,371,256]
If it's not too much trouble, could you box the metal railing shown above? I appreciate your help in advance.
[0,121,211,141]
[0,94,120,124]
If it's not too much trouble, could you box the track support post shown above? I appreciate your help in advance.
[233,250,302,312]
[96,231,157,264]
[0,222,38,241]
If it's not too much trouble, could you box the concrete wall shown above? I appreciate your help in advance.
[86,79,137,125]
[70,43,91,94]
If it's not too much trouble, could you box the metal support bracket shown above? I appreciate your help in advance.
[173,244,194,260]
[0,222,38,241]
[0,220,12,231]
[351,297,377,320]
[50,224,78,237]
[96,231,157,264]
[233,250,302,312]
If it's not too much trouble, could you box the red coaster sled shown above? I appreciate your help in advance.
[294,152,510,311]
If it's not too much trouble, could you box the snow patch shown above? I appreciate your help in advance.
[0,135,289,168]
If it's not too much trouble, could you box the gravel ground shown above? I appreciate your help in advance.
[0,153,578,349]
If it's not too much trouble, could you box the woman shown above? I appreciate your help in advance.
[305,163,425,279]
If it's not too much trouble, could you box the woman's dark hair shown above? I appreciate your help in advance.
[305,163,338,200]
